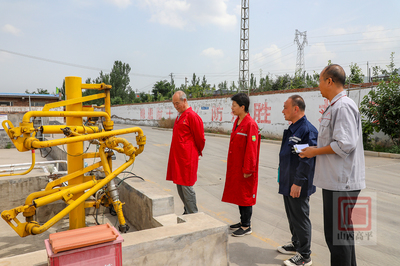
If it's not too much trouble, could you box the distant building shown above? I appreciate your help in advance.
[0,93,60,107]
[0,93,62,135]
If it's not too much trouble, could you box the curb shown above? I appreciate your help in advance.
[364,150,400,159]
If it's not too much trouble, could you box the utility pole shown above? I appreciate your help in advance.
[185,77,188,90]
[294,29,308,79]
[170,73,174,93]
[239,0,249,94]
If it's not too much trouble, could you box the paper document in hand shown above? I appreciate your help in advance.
[293,144,309,153]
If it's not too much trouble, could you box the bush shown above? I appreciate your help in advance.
[388,145,400,154]
[158,118,175,128]
[360,52,400,146]
[361,119,374,150]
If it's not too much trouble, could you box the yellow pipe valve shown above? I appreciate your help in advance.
[103,120,114,131]
[23,205,36,218]
[26,221,40,235]
[124,143,136,156]
[19,121,35,134]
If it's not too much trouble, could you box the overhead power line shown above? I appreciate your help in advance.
[308,27,400,38]
[0,48,166,78]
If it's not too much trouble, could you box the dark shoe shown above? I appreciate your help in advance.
[277,242,297,254]
[232,227,252,237]
[284,253,312,266]
[229,222,242,230]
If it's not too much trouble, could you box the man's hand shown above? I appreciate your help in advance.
[244,173,252,178]
[299,146,317,158]
[290,184,301,198]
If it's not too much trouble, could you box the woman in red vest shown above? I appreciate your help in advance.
[222,93,261,237]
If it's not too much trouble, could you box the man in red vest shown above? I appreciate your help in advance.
[166,91,206,214]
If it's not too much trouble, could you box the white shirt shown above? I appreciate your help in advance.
[314,91,366,191]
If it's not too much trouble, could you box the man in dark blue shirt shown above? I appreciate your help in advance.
[277,95,318,266]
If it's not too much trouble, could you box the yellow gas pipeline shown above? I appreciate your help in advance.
[0,77,146,237]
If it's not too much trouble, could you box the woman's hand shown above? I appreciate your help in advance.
[244,173,252,178]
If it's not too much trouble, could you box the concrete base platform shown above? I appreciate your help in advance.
[0,160,229,265]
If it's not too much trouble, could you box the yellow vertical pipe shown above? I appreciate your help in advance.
[65,76,85,229]
[105,89,111,118]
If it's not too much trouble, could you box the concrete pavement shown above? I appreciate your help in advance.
[111,124,399,266]
[0,124,399,265]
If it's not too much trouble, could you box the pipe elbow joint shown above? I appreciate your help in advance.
[24,137,38,150]
[103,120,114,131]
[124,144,136,156]
[26,221,40,235]
[136,135,146,146]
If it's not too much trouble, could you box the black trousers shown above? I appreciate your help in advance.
[238,205,252,227]
[283,195,312,258]
[323,189,360,266]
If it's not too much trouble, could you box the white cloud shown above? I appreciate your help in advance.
[2,24,21,36]
[331,28,348,35]
[0,51,13,63]
[306,42,336,68]
[201,47,224,58]
[106,0,132,8]
[252,44,288,71]
[147,0,190,30]
[137,0,236,30]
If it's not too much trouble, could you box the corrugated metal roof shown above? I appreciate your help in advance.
[0,93,59,98]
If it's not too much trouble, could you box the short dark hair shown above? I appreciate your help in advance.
[323,64,346,86]
[231,93,250,113]
[288,94,305,111]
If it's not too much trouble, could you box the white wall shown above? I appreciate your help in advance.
[112,87,373,139]
[0,106,64,125]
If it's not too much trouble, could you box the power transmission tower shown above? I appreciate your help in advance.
[239,0,249,94]
[294,29,308,77]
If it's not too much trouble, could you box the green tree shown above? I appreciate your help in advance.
[305,72,319,88]
[217,81,228,94]
[372,66,382,82]
[111,96,123,105]
[25,88,50,94]
[82,72,110,106]
[250,73,257,91]
[229,81,238,92]
[191,73,200,87]
[81,61,131,106]
[259,75,272,91]
[272,74,291,91]
[152,80,172,98]
[201,75,210,90]
[139,92,154,103]
[109,61,131,101]
[290,72,305,90]
[360,53,400,145]
[382,52,398,76]
[349,62,364,84]
[60,79,66,100]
